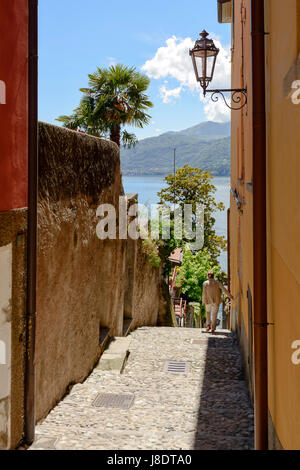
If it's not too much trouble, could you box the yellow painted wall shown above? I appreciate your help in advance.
[265,0,300,450]
[230,0,300,449]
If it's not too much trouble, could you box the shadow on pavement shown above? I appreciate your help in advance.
[193,330,254,450]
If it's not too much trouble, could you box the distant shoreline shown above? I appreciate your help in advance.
[122,171,231,177]
[121,121,231,179]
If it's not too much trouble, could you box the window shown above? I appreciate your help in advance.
[217,0,233,24]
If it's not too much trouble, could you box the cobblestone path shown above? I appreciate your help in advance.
[30,327,254,450]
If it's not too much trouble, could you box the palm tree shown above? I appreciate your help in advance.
[57,64,153,148]
[57,94,106,137]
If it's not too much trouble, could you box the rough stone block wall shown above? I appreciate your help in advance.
[130,240,162,329]
[36,123,167,423]
[36,123,126,421]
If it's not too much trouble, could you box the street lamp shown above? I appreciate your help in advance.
[189,30,219,95]
[189,30,247,110]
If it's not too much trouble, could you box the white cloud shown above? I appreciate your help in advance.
[106,57,117,66]
[141,35,231,121]
[160,85,182,103]
[142,36,197,89]
[201,95,231,122]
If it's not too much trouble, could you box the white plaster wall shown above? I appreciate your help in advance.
[0,243,12,448]
[0,80,6,104]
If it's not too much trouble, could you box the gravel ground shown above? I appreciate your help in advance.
[30,327,254,450]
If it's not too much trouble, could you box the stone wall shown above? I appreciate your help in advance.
[36,123,167,423]
[130,240,162,329]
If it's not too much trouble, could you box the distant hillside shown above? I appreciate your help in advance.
[121,121,231,176]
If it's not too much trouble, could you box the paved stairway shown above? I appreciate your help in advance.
[30,327,254,450]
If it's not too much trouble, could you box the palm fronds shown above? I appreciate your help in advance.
[56,63,153,148]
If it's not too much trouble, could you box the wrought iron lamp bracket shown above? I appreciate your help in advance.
[204,88,247,111]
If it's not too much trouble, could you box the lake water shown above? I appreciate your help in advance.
[123,175,230,272]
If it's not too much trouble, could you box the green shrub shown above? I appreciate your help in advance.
[142,239,161,268]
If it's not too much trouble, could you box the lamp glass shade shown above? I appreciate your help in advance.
[190,31,219,93]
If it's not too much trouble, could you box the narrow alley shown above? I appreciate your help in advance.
[30,327,254,450]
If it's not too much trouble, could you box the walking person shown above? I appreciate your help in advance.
[202,270,233,333]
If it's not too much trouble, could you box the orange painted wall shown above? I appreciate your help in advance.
[229,0,254,393]
[0,0,28,212]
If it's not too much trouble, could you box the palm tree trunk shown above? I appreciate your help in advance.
[110,125,120,147]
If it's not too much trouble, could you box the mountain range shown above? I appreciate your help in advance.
[120,121,231,177]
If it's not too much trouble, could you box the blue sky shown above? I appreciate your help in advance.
[39,0,231,140]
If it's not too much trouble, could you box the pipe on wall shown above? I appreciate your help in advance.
[227,208,231,330]
[297,0,300,54]
[24,0,38,445]
[251,0,268,450]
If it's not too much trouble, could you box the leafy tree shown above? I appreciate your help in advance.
[175,247,221,325]
[175,248,218,302]
[156,218,183,277]
[57,64,153,148]
[158,164,226,263]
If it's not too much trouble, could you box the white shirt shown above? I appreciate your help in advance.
[202,279,231,305]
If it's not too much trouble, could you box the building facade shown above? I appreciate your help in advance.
[0,0,31,449]
[219,0,300,450]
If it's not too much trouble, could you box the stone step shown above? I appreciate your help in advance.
[96,337,131,373]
